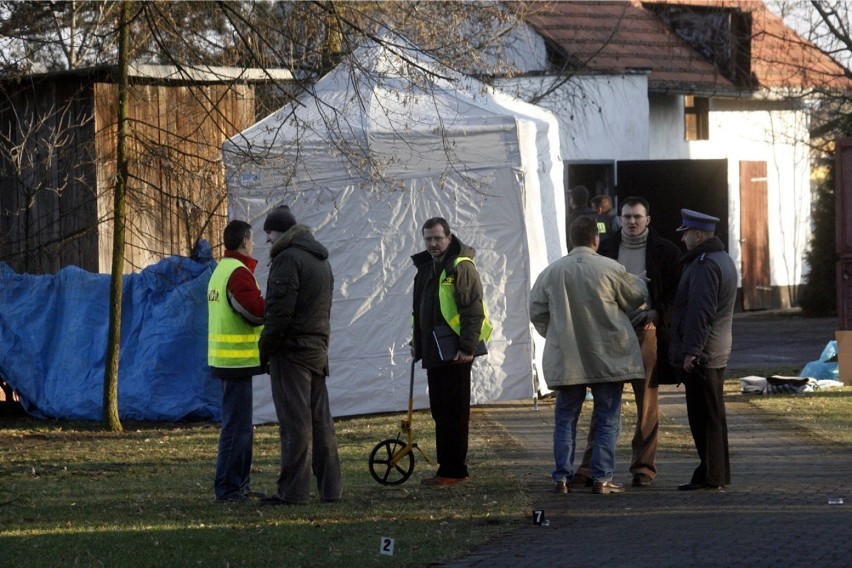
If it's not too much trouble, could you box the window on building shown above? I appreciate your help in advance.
[684,96,710,140]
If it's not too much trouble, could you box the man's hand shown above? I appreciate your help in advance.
[258,335,276,374]
[683,354,698,373]
[644,309,659,330]
[454,351,474,364]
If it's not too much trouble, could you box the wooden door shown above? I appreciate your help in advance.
[739,161,772,310]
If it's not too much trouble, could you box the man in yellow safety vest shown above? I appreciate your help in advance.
[207,220,265,503]
[411,216,491,487]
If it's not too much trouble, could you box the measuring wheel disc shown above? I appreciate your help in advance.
[368,438,415,485]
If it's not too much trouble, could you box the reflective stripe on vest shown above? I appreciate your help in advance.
[207,257,262,368]
[438,257,493,342]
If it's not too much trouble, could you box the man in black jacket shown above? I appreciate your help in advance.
[566,185,595,249]
[573,196,681,488]
[591,194,622,248]
[411,217,490,486]
[258,205,342,505]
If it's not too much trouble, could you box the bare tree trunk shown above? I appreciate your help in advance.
[103,0,132,432]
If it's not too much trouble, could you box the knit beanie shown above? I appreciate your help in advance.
[263,205,296,233]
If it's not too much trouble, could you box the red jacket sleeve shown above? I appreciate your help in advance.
[226,266,265,324]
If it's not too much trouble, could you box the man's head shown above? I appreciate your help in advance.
[569,215,599,250]
[590,194,613,215]
[223,220,254,256]
[620,196,651,238]
[676,208,719,251]
[422,217,452,258]
[569,185,590,210]
[263,205,297,244]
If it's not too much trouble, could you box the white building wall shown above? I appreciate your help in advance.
[496,72,810,292]
[648,95,690,159]
[648,94,811,289]
[487,16,813,296]
[495,74,650,162]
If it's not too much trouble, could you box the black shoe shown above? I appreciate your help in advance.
[632,474,653,487]
[241,490,267,499]
[215,493,249,503]
[569,474,593,488]
[420,475,470,486]
[259,495,305,506]
[259,495,288,506]
[678,481,724,491]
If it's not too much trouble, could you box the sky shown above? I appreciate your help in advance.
[765,0,852,70]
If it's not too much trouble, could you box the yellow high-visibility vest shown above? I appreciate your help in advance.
[438,257,493,342]
[207,258,262,368]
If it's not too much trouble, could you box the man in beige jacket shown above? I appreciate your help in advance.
[530,216,647,495]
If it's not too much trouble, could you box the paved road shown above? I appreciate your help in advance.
[727,310,838,371]
[440,311,849,567]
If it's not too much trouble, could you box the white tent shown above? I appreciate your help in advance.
[222,38,565,422]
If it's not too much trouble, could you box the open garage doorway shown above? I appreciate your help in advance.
[566,162,616,199]
[615,159,729,250]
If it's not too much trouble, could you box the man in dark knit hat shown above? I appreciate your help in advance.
[258,205,343,505]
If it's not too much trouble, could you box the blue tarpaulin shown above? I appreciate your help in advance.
[799,340,839,381]
[0,241,221,421]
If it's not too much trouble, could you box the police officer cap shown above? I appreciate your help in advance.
[676,209,719,232]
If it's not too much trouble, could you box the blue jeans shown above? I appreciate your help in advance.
[214,376,254,499]
[553,382,624,483]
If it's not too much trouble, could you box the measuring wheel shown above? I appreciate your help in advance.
[368,438,415,485]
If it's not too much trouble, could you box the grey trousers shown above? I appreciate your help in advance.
[269,355,343,503]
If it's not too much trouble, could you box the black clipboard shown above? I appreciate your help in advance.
[432,324,487,361]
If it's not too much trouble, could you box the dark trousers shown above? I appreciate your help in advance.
[684,366,731,487]
[427,362,472,479]
[269,356,343,503]
[214,375,254,499]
